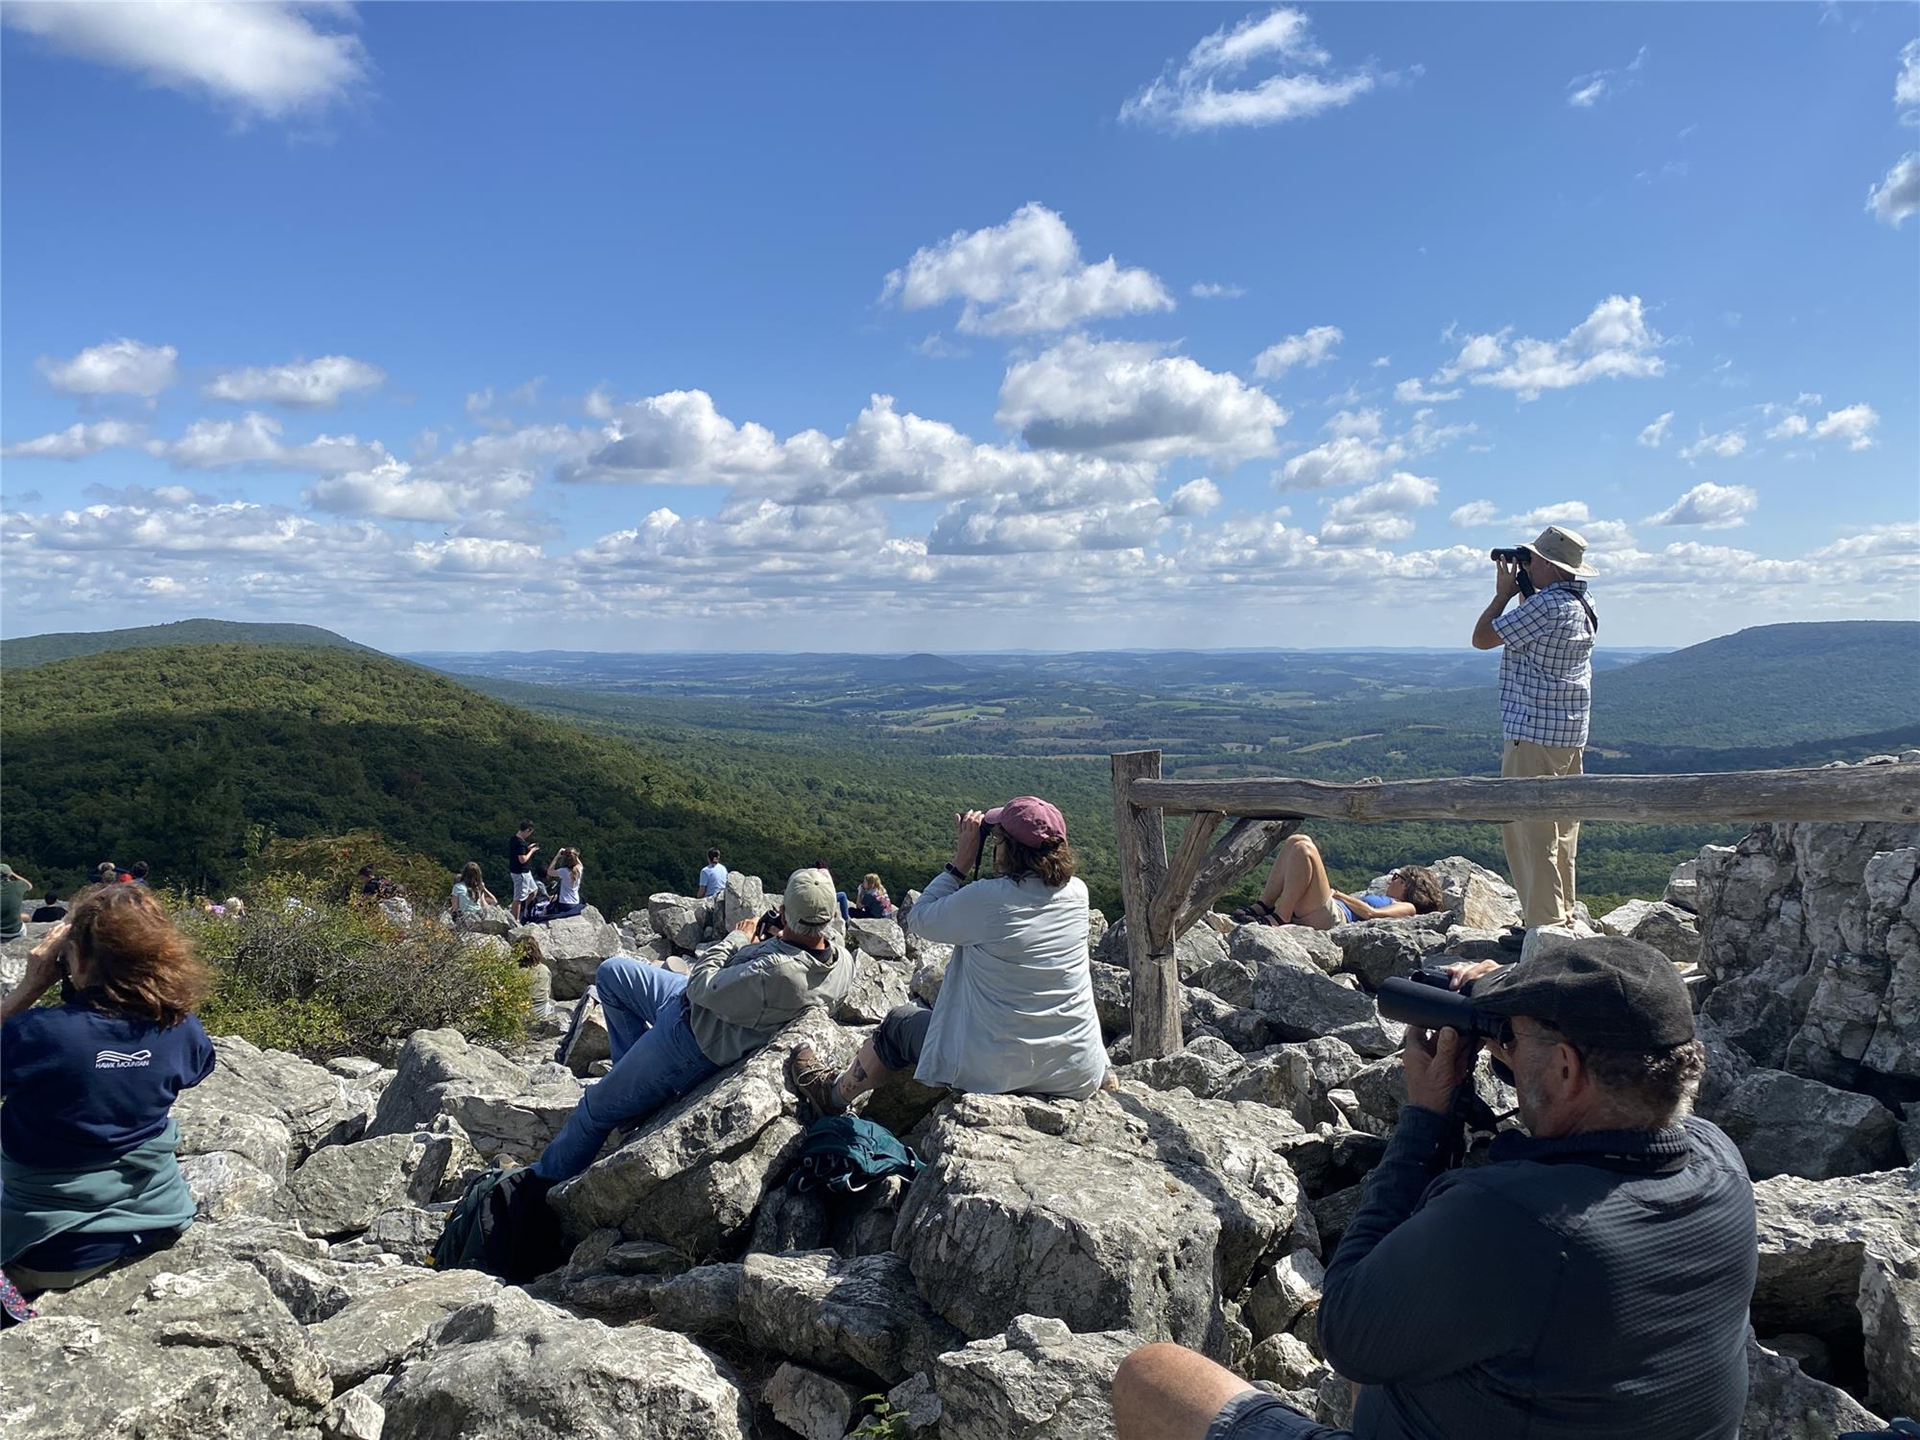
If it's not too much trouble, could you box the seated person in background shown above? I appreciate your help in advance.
[450,862,498,918]
[853,873,893,919]
[1233,833,1443,929]
[1,886,215,1293]
[533,868,853,1182]
[30,891,68,924]
[130,862,151,887]
[93,863,118,887]
[696,848,727,901]
[527,848,586,923]
[790,797,1105,1115]
[1111,937,1756,1440]
[0,864,30,941]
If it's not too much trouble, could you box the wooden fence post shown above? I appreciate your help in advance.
[1111,749,1180,1059]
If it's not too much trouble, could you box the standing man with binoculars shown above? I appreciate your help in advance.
[1470,525,1599,936]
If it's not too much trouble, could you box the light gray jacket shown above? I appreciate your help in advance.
[683,929,853,1066]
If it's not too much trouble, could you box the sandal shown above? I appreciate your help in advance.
[1231,901,1278,925]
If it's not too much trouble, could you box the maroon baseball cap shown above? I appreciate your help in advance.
[983,796,1066,847]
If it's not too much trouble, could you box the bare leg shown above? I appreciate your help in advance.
[1112,1342,1255,1440]
[832,1037,896,1109]
[1271,835,1335,924]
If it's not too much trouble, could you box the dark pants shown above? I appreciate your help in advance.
[528,901,586,924]
[1206,1391,1350,1440]
[874,1003,934,1073]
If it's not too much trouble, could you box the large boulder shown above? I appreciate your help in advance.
[1191,927,1342,1006]
[737,1250,966,1385]
[719,871,767,931]
[764,1362,863,1440]
[307,1268,503,1392]
[175,1034,367,1162]
[454,903,515,937]
[551,1008,850,1260]
[1116,1035,1249,1100]
[376,1291,753,1439]
[1220,1037,1367,1129]
[367,1028,577,1160]
[893,1085,1302,1359]
[1096,917,1232,984]
[1326,917,1449,990]
[511,906,622,999]
[649,892,705,951]
[931,1314,1145,1440]
[180,1149,285,1221]
[1740,1335,1886,1439]
[282,1132,429,1238]
[1751,1162,1920,1334]
[1698,810,1920,1084]
[1249,953,1403,1058]
[1597,899,1703,967]
[1424,855,1521,931]
[838,953,914,1025]
[1860,1247,1920,1419]
[445,1062,583,1159]
[847,916,908,962]
[1711,1067,1902,1180]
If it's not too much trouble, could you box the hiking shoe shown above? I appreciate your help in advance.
[787,1042,846,1118]
[1497,926,1527,953]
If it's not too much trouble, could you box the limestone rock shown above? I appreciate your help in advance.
[894,1086,1302,1357]
[1664,854,1714,913]
[177,1106,295,1183]
[1328,916,1450,990]
[1601,899,1703,968]
[1713,1067,1902,1180]
[511,906,621,999]
[1193,926,1342,1007]
[0,1314,299,1437]
[454,903,515,937]
[1740,1335,1885,1439]
[378,1293,753,1439]
[719,871,768,931]
[560,992,611,1075]
[1860,1246,1920,1420]
[1094,916,1232,984]
[1116,1035,1248,1100]
[177,1034,366,1162]
[1088,962,1270,1053]
[650,892,705,951]
[744,1249,964,1385]
[1426,855,1522,931]
[910,943,952,1007]
[1249,952,1403,1058]
[1751,1162,1920,1334]
[283,1132,424,1238]
[1245,1249,1326,1340]
[838,952,914,1025]
[308,1268,502,1392]
[368,1028,530,1143]
[445,1062,583,1159]
[1248,1331,1326,1391]
[552,1008,850,1259]
[126,1261,332,1408]
[180,1149,286,1221]
[764,1361,862,1440]
[931,1314,1145,1440]
[847,916,908,962]
[1221,1037,1367,1128]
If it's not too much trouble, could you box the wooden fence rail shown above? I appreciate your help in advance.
[1109,751,1920,1060]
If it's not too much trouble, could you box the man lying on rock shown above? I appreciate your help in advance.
[788,795,1107,1115]
[533,868,853,1182]
[1112,937,1757,1440]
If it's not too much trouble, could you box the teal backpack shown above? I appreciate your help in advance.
[786,1115,922,1196]
[430,1166,564,1281]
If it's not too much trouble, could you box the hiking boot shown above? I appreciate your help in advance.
[787,1042,846,1118]
[1497,926,1527,953]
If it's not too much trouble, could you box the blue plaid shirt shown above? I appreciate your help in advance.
[1493,582,1595,747]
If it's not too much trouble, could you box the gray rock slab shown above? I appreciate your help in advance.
[931,1314,1145,1440]
[738,1249,967,1386]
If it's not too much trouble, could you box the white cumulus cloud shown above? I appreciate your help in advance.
[1120,7,1383,132]
[1449,499,1500,528]
[38,338,179,396]
[1678,428,1747,461]
[1,420,149,460]
[1252,325,1343,378]
[1897,39,1920,109]
[1637,411,1674,448]
[1190,282,1245,299]
[205,355,386,409]
[1646,481,1758,528]
[1811,403,1879,449]
[996,337,1286,463]
[1167,478,1223,517]
[152,412,387,473]
[1277,435,1404,492]
[1393,377,1462,405]
[307,457,534,523]
[1320,471,1438,545]
[3,1,368,121]
[1430,296,1665,402]
[1868,153,1920,227]
[881,202,1173,336]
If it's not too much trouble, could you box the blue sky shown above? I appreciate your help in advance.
[3,1,1915,652]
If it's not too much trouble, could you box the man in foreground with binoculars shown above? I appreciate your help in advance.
[1112,937,1758,1440]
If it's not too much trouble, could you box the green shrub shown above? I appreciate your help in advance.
[181,877,527,1061]
[244,829,456,910]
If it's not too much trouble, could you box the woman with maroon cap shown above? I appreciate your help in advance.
[789,795,1105,1115]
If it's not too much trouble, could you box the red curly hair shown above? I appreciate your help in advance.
[65,884,210,1027]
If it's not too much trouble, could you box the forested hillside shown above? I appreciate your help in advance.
[0,618,371,670]
[0,645,1012,916]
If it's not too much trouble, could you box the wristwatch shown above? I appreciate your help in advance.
[943,863,967,882]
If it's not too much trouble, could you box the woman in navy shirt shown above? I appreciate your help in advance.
[1,884,215,1293]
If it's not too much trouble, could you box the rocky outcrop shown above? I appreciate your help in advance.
[509,906,621,999]
[932,1315,1145,1440]
[737,1249,966,1385]
[175,1033,368,1162]
[1741,1335,1885,1439]
[894,1086,1301,1358]
[1751,1162,1920,1334]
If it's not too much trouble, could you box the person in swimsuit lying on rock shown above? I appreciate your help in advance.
[788,796,1108,1116]
[1232,834,1443,929]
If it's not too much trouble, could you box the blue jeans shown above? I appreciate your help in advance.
[533,958,721,1181]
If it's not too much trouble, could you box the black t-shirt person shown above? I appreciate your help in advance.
[509,833,535,875]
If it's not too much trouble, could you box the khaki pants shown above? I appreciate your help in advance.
[1501,739,1583,927]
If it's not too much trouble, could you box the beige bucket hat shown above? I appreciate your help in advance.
[1528,524,1599,576]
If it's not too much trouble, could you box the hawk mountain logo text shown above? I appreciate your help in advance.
[94,1048,153,1069]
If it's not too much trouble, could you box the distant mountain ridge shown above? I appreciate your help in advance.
[1,619,371,670]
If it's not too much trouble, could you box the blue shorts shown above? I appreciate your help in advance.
[1205,1389,1352,1440]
